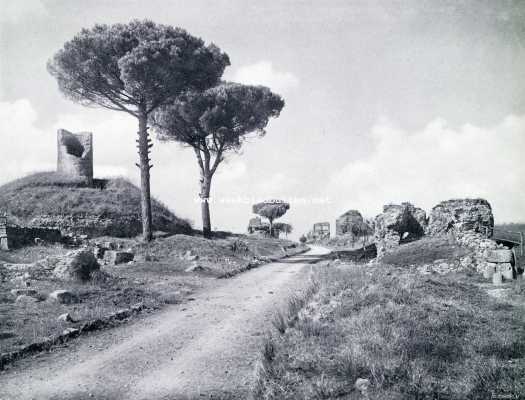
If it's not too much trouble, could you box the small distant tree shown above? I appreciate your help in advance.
[47,20,229,241]
[252,200,290,238]
[274,222,292,237]
[299,234,307,244]
[154,83,284,238]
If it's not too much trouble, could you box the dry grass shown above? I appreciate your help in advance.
[0,234,305,355]
[0,270,171,354]
[254,259,525,399]
[131,234,307,277]
[381,236,469,267]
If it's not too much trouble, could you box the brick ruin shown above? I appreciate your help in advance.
[0,129,94,250]
[373,198,498,261]
[57,129,93,185]
[374,203,428,258]
[336,210,363,236]
[427,198,494,236]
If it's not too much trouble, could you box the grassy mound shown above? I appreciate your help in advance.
[380,236,469,267]
[0,172,191,237]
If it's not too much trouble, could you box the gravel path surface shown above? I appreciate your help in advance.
[0,246,329,400]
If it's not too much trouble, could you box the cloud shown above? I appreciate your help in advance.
[1,0,48,23]
[0,99,56,181]
[326,116,525,222]
[227,61,299,93]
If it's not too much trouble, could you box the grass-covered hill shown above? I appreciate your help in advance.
[0,172,191,237]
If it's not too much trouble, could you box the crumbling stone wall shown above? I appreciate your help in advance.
[427,198,494,236]
[374,202,427,258]
[57,129,93,185]
[0,218,61,250]
[28,214,149,238]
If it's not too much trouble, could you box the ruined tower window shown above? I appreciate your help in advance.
[61,135,85,158]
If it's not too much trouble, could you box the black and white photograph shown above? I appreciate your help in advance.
[0,1,524,399]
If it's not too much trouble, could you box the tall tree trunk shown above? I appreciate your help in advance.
[200,172,212,238]
[137,110,153,242]
[268,218,273,238]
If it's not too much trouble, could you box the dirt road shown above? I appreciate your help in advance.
[0,245,329,400]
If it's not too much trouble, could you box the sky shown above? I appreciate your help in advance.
[1,0,524,239]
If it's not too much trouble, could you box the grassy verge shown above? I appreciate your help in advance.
[254,263,525,399]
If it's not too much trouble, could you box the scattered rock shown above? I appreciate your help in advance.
[355,377,370,394]
[49,290,79,304]
[111,309,131,320]
[57,313,75,322]
[130,303,146,312]
[62,327,79,336]
[104,250,134,265]
[93,245,106,259]
[185,261,205,272]
[10,288,38,297]
[53,250,100,281]
[182,250,199,261]
[15,295,38,304]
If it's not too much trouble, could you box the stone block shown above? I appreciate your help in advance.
[49,290,79,304]
[487,249,513,263]
[104,250,134,265]
[492,272,503,285]
[53,250,100,281]
[501,264,515,280]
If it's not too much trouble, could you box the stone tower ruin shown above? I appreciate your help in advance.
[57,129,93,185]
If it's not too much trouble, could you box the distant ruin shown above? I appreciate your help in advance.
[310,222,330,240]
[313,222,330,238]
[336,210,363,236]
[57,129,93,185]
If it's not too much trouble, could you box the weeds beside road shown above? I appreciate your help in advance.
[255,252,525,399]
